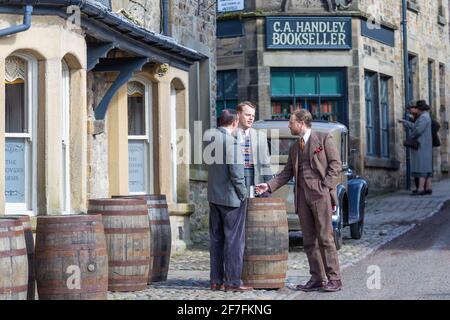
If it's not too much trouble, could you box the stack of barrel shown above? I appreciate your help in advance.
[242,198,289,289]
[0,193,172,300]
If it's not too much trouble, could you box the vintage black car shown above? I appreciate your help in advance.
[253,120,368,250]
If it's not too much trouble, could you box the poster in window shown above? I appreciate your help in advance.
[5,138,26,203]
[128,140,146,193]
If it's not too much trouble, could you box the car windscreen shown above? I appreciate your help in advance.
[268,138,296,156]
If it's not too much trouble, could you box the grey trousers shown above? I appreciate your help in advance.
[209,200,247,287]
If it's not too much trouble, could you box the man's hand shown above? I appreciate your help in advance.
[255,183,269,195]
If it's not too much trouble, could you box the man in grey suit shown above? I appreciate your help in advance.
[205,109,253,292]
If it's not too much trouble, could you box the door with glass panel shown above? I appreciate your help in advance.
[128,81,152,194]
[5,56,35,214]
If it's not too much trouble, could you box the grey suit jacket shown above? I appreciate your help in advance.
[236,128,273,184]
[206,127,247,208]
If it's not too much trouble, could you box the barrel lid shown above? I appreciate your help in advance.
[112,194,167,201]
[0,215,31,223]
[88,198,147,205]
[0,219,22,227]
[248,198,286,204]
[36,214,103,224]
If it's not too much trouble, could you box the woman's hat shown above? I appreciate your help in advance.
[408,100,430,111]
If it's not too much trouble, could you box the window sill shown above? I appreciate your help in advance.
[407,1,420,13]
[438,15,447,26]
[365,156,400,170]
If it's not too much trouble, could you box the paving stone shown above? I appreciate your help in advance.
[108,179,450,300]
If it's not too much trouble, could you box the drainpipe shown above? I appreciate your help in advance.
[402,0,411,190]
[161,0,169,35]
[0,5,33,37]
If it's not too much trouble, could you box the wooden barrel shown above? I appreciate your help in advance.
[35,215,108,300]
[0,215,35,300]
[0,219,28,300]
[88,198,151,292]
[242,198,289,289]
[112,194,171,283]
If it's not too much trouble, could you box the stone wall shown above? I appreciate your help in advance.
[170,0,217,125]
[189,180,209,244]
[86,72,110,200]
[111,0,161,32]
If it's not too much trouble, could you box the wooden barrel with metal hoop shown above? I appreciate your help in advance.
[88,198,151,292]
[0,219,28,300]
[34,214,108,300]
[113,194,171,283]
[0,215,35,300]
[242,198,289,289]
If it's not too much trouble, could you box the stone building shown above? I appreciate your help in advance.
[216,0,450,191]
[0,0,216,253]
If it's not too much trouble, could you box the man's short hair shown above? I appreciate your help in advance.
[293,109,313,128]
[218,109,238,127]
[237,101,256,113]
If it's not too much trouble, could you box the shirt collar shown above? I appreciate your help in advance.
[241,127,250,137]
[221,126,233,136]
[303,128,312,144]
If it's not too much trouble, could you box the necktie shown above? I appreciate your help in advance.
[300,138,305,151]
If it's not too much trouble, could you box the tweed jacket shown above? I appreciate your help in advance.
[267,131,341,212]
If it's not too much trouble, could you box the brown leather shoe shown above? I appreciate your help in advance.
[322,280,342,292]
[224,285,253,292]
[295,280,326,292]
[210,284,224,291]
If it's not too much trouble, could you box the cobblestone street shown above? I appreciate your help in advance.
[108,179,450,300]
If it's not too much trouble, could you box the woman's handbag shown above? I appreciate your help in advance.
[403,137,420,149]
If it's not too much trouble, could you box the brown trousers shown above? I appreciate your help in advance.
[298,186,341,282]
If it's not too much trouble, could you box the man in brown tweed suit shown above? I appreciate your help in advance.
[256,109,342,292]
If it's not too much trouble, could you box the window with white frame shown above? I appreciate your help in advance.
[5,54,37,215]
[61,60,71,213]
[127,80,153,194]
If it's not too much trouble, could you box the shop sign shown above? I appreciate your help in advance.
[266,16,352,50]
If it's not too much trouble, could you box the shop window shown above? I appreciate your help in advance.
[216,20,244,38]
[365,71,391,158]
[428,60,435,109]
[270,68,347,125]
[5,55,37,214]
[216,70,238,118]
[127,80,153,194]
[408,54,418,102]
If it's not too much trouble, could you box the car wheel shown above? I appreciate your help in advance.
[350,194,365,240]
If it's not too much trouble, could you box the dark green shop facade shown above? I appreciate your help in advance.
[216,15,395,129]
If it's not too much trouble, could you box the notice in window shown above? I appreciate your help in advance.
[5,138,26,203]
[128,141,146,193]
[217,0,244,13]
